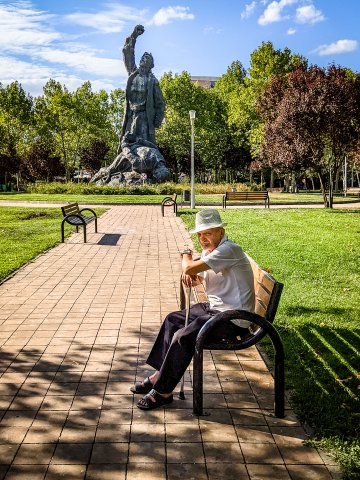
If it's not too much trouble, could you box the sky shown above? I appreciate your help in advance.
[0,0,359,97]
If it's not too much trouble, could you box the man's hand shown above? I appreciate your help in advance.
[182,273,200,287]
[132,25,144,38]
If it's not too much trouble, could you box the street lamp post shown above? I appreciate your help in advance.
[189,110,196,209]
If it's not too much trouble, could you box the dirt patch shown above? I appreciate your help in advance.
[19,212,51,220]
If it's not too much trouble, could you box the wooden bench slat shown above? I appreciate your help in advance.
[255,301,267,317]
[255,282,273,306]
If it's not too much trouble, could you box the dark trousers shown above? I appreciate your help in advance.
[146,303,246,394]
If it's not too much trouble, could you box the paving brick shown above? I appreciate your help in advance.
[207,463,249,480]
[203,441,243,463]
[167,463,207,480]
[13,443,55,464]
[85,464,126,479]
[4,464,48,479]
[247,463,291,479]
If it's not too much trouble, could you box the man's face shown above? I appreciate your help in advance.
[139,55,152,73]
[197,227,224,253]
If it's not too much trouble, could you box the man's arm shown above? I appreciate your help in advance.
[181,252,210,276]
[122,25,144,75]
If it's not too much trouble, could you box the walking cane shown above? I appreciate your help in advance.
[178,283,191,400]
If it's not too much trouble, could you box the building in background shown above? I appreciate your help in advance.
[191,76,219,88]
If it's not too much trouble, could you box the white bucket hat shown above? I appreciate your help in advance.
[189,209,226,234]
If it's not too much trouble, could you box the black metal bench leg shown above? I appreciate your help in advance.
[83,225,87,243]
[61,220,66,243]
[274,349,285,418]
[193,346,204,415]
[95,218,98,233]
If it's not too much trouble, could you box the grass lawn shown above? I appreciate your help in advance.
[0,207,106,282]
[180,208,360,479]
[0,191,358,205]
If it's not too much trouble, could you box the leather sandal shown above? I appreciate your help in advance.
[130,376,153,394]
[137,389,173,410]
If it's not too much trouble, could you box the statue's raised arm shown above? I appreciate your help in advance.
[123,24,144,75]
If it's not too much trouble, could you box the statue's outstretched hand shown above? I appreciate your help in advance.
[132,25,144,38]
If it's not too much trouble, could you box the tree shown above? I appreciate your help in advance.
[34,80,119,180]
[225,42,307,172]
[158,72,229,181]
[0,81,33,182]
[21,143,64,181]
[80,140,110,173]
[258,65,360,207]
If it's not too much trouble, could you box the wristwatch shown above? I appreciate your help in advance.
[181,248,193,255]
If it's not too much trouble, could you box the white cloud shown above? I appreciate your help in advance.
[149,6,194,26]
[34,45,125,77]
[296,4,324,24]
[0,54,109,96]
[287,27,296,35]
[0,1,61,52]
[241,1,256,20]
[203,26,223,35]
[258,0,297,26]
[65,4,146,34]
[313,39,358,56]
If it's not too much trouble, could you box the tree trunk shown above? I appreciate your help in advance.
[334,169,340,193]
[284,174,288,192]
[310,176,315,190]
[249,167,253,184]
[318,173,329,207]
[270,168,274,188]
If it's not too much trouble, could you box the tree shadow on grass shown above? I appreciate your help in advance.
[285,305,347,316]
[275,324,360,438]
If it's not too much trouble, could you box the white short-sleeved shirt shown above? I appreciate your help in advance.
[200,236,255,327]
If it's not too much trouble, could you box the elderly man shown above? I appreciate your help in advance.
[131,209,255,410]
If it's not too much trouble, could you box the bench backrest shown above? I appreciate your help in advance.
[61,203,80,217]
[247,256,283,324]
[182,254,282,325]
[225,191,268,200]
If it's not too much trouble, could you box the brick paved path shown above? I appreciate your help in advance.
[0,206,340,479]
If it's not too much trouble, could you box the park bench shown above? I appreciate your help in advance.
[61,203,98,243]
[180,255,284,417]
[161,193,178,216]
[223,191,270,208]
[345,187,360,197]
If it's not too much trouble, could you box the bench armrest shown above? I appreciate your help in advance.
[196,309,275,350]
[161,196,174,205]
[79,207,97,218]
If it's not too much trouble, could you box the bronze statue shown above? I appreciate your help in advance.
[121,25,165,147]
[91,25,169,185]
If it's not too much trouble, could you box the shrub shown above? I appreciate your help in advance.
[26,181,256,195]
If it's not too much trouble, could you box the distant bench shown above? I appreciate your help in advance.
[345,187,360,197]
[161,193,177,216]
[223,191,270,208]
[61,203,97,243]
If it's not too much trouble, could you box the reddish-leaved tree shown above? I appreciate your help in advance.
[258,65,360,207]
